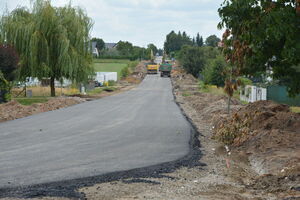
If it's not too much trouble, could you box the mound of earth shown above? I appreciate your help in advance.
[0,97,85,123]
[214,100,300,192]
[120,61,147,85]
[172,68,299,198]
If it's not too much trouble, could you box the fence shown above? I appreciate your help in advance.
[267,85,300,106]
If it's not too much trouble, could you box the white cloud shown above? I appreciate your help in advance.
[0,0,224,48]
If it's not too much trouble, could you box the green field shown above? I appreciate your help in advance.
[93,59,130,80]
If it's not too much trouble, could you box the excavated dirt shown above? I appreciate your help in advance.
[0,97,85,123]
[214,100,300,196]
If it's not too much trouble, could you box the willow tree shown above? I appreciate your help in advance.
[0,0,94,96]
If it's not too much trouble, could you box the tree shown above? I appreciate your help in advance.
[0,44,19,82]
[0,0,94,97]
[218,0,300,96]
[196,33,204,47]
[147,43,158,55]
[116,41,133,56]
[202,55,228,87]
[157,49,163,56]
[91,38,105,53]
[0,44,19,102]
[164,30,193,54]
[205,35,221,47]
[178,45,206,77]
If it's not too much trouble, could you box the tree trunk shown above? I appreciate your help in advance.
[227,95,231,114]
[50,77,55,97]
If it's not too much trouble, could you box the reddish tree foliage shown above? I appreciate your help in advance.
[0,44,19,81]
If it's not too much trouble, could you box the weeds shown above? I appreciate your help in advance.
[15,97,49,105]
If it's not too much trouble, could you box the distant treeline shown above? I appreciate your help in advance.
[91,38,163,60]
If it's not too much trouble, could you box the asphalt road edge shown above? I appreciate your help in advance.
[0,77,204,200]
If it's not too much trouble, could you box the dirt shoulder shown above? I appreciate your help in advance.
[0,61,147,123]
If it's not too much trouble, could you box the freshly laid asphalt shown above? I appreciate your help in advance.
[0,75,191,188]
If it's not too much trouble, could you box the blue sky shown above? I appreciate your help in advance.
[0,0,224,48]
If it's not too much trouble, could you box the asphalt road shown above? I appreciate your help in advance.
[0,75,191,188]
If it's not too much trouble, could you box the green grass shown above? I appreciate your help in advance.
[291,107,300,113]
[182,92,192,97]
[93,59,139,80]
[86,88,103,95]
[94,59,130,64]
[93,58,131,80]
[94,63,128,80]
[199,81,241,100]
[15,97,49,105]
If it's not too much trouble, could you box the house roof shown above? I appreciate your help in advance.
[105,43,117,49]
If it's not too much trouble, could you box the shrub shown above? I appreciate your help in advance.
[107,80,116,86]
[121,67,130,78]
[202,55,228,87]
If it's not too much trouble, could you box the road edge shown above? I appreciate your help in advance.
[0,77,204,200]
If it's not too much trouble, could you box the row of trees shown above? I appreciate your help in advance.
[0,0,94,97]
[91,37,162,60]
[164,31,221,55]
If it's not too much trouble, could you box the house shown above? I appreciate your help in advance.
[91,41,99,57]
[105,43,117,50]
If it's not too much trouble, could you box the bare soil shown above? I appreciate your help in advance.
[0,97,85,123]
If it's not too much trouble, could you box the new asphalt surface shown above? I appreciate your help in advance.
[0,75,191,188]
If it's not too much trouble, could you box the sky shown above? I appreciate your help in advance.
[0,0,224,48]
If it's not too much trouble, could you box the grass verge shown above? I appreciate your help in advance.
[15,97,49,105]
[291,107,300,113]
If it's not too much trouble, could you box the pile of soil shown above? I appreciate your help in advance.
[120,61,147,85]
[172,68,300,198]
[0,97,85,123]
[214,100,300,189]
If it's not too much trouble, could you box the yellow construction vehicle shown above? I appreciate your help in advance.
[146,49,159,74]
[147,64,159,74]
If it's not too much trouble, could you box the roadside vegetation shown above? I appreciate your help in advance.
[291,106,300,113]
[15,97,49,105]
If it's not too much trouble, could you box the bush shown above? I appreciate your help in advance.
[128,61,138,70]
[121,67,130,78]
[177,45,206,77]
[237,77,252,87]
[202,55,228,87]
[107,80,116,86]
